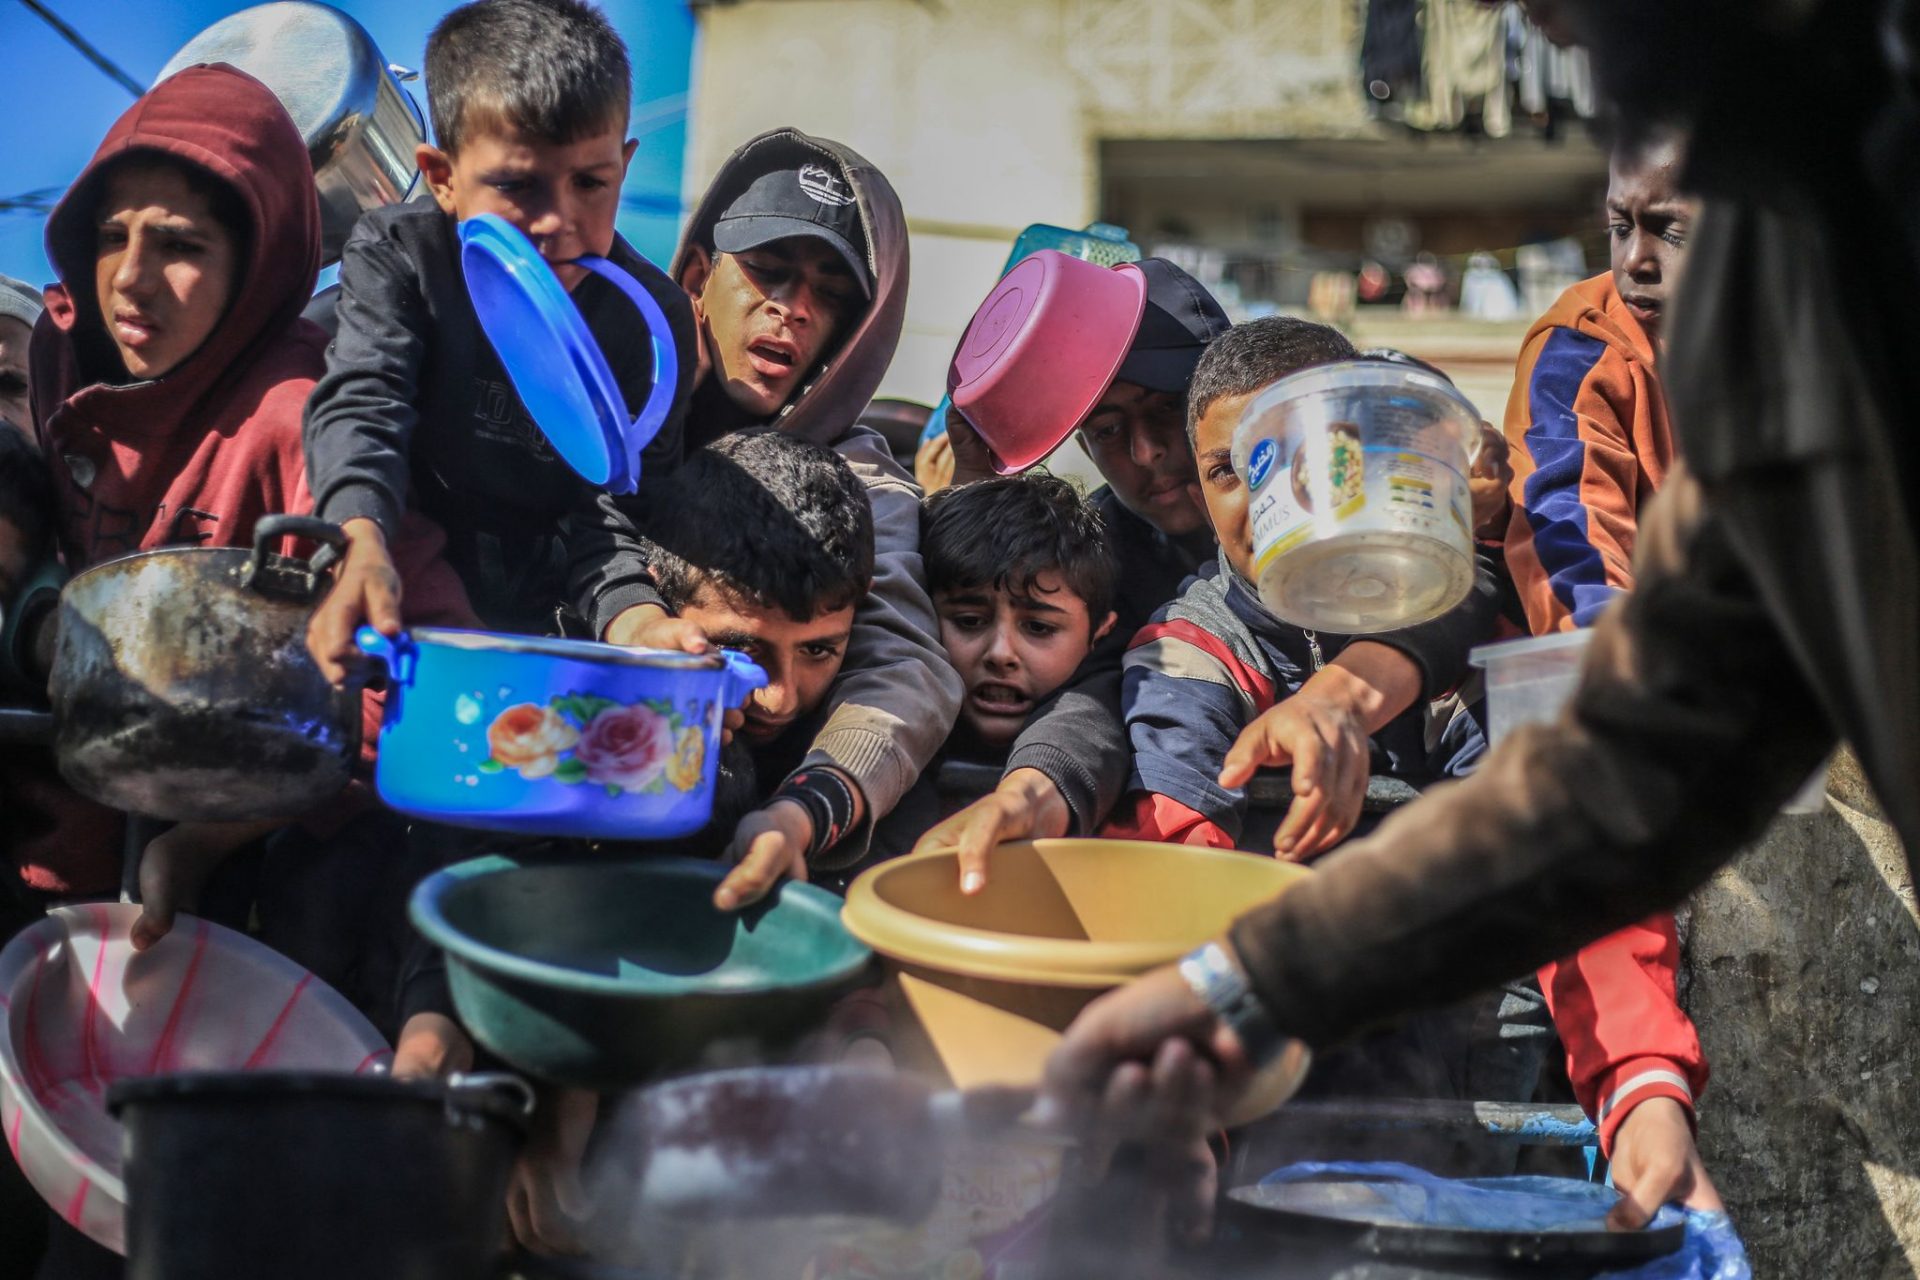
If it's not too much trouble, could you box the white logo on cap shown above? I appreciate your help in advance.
[798,163,855,208]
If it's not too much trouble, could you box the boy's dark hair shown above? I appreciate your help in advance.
[923,475,1117,626]
[641,429,873,622]
[100,154,250,259]
[426,0,630,155]
[0,430,56,570]
[1186,316,1358,444]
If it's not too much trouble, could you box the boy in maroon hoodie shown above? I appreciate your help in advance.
[15,65,475,1071]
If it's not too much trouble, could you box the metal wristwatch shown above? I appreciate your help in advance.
[1178,940,1286,1068]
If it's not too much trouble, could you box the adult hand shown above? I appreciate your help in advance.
[713,799,812,911]
[390,1012,475,1080]
[1470,420,1514,539]
[1038,963,1251,1141]
[506,1086,599,1256]
[1218,692,1370,860]
[307,517,402,687]
[130,820,278,951]
[1605,1097,1722,1230]
[942,405,1000,487]
[909,768,1071,894]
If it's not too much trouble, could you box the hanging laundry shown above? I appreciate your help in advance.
[1362,0,1424,114]
[1404,0,1512,136]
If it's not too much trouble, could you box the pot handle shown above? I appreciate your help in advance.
[445,1071,537,1120]
[246,515,351,600]
[573,253,680,491]
[719,648,769,707]
[355,625,418,687]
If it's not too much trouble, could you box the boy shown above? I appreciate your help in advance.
[583,130,962,901]
[304,0,701,666]
[1110,316,1491,852]
[1502,131,1714,1219]
[1164,316,1707,1191]
[633,429,876,907]
[920,475,1116,840]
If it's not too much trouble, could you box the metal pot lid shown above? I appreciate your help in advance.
[408,626,732,671]
[155,2,397,163]
[107,1070,534,1130]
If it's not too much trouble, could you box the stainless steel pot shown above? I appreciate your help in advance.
[48,516,359,822]
[156,2,425,261]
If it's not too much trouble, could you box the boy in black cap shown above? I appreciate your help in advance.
[580,130,962,914]
[918,264,1509,891]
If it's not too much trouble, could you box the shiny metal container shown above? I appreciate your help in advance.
[156,2,425,261]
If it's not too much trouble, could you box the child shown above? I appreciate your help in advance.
[630,429,876,905]
[0,273,41,436]
[1109,316,1492,853]
[919,475,1116,852]
[584,130,961,901]
[303,0,701,664]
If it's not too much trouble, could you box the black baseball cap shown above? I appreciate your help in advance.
[1114,259,1231,395]
[711,161,872,298]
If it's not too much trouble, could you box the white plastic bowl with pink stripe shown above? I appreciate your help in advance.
[0,903,390,1253]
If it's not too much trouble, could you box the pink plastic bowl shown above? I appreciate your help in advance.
[0,904,390,1254]
[948,250,1148,473]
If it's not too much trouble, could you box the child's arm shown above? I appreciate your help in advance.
[792,432,963,847]
[302,230,428,683]
[129,819,281,951]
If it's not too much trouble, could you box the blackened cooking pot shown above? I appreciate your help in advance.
[108,1070,531,1280]
[49,515,359,821]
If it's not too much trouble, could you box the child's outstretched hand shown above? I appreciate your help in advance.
[390,1013,475,1081]
[307,517,403,687]
[909,767,1072,895]
[713,799,811,911]
[507,1086,599,1256]
[1605,1097,1722,1230]
[1470,420,1513,539]
[1217,693,1370,862]
[130,819,279,951]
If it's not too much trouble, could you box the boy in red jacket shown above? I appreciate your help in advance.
[18,64,475,1070]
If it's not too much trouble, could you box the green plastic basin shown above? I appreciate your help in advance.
[410,856,873,1089]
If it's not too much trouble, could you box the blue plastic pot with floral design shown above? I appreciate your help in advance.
[356,627,767,839]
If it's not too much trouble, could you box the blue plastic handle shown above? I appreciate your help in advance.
[355,625,417,686]
[574,254,679,489]
[719,648,768,707]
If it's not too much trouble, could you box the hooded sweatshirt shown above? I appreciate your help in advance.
[658,129,961,842]
[1499,271,1702,1155]
[15,65,471,894]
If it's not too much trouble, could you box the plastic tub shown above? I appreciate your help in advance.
[410,856,873,1089]
[948,250,1148,473]
[0,904,389,1254]
[1468,630,1595,748]
[1232,360,1483,634]
[841,839,1313,1123]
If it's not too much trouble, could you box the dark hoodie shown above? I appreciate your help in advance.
[635,129,961,843]
[15,65,471,895]
[303,183,697,635]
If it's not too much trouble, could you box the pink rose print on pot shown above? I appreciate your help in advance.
[486,703,581,779]
[575,704,674,792]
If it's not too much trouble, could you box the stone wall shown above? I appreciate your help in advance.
[1683,751,1920,1277]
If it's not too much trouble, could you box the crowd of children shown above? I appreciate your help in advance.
[0,0,1726,1266]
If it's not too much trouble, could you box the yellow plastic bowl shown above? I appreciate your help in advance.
[842,839,1312,1117]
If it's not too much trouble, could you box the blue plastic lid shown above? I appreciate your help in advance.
[459,214,678,495]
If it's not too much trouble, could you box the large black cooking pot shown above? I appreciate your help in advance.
[108,1070,532,1280]
[49,515,359,821]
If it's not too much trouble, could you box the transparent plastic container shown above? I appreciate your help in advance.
[1468,630,1595,748]
[1233,360,1482,634]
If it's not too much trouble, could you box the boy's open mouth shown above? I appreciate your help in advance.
[969,681,1031,717]
[747,338,798,378]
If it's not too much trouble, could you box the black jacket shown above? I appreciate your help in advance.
[303,198,696,634]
